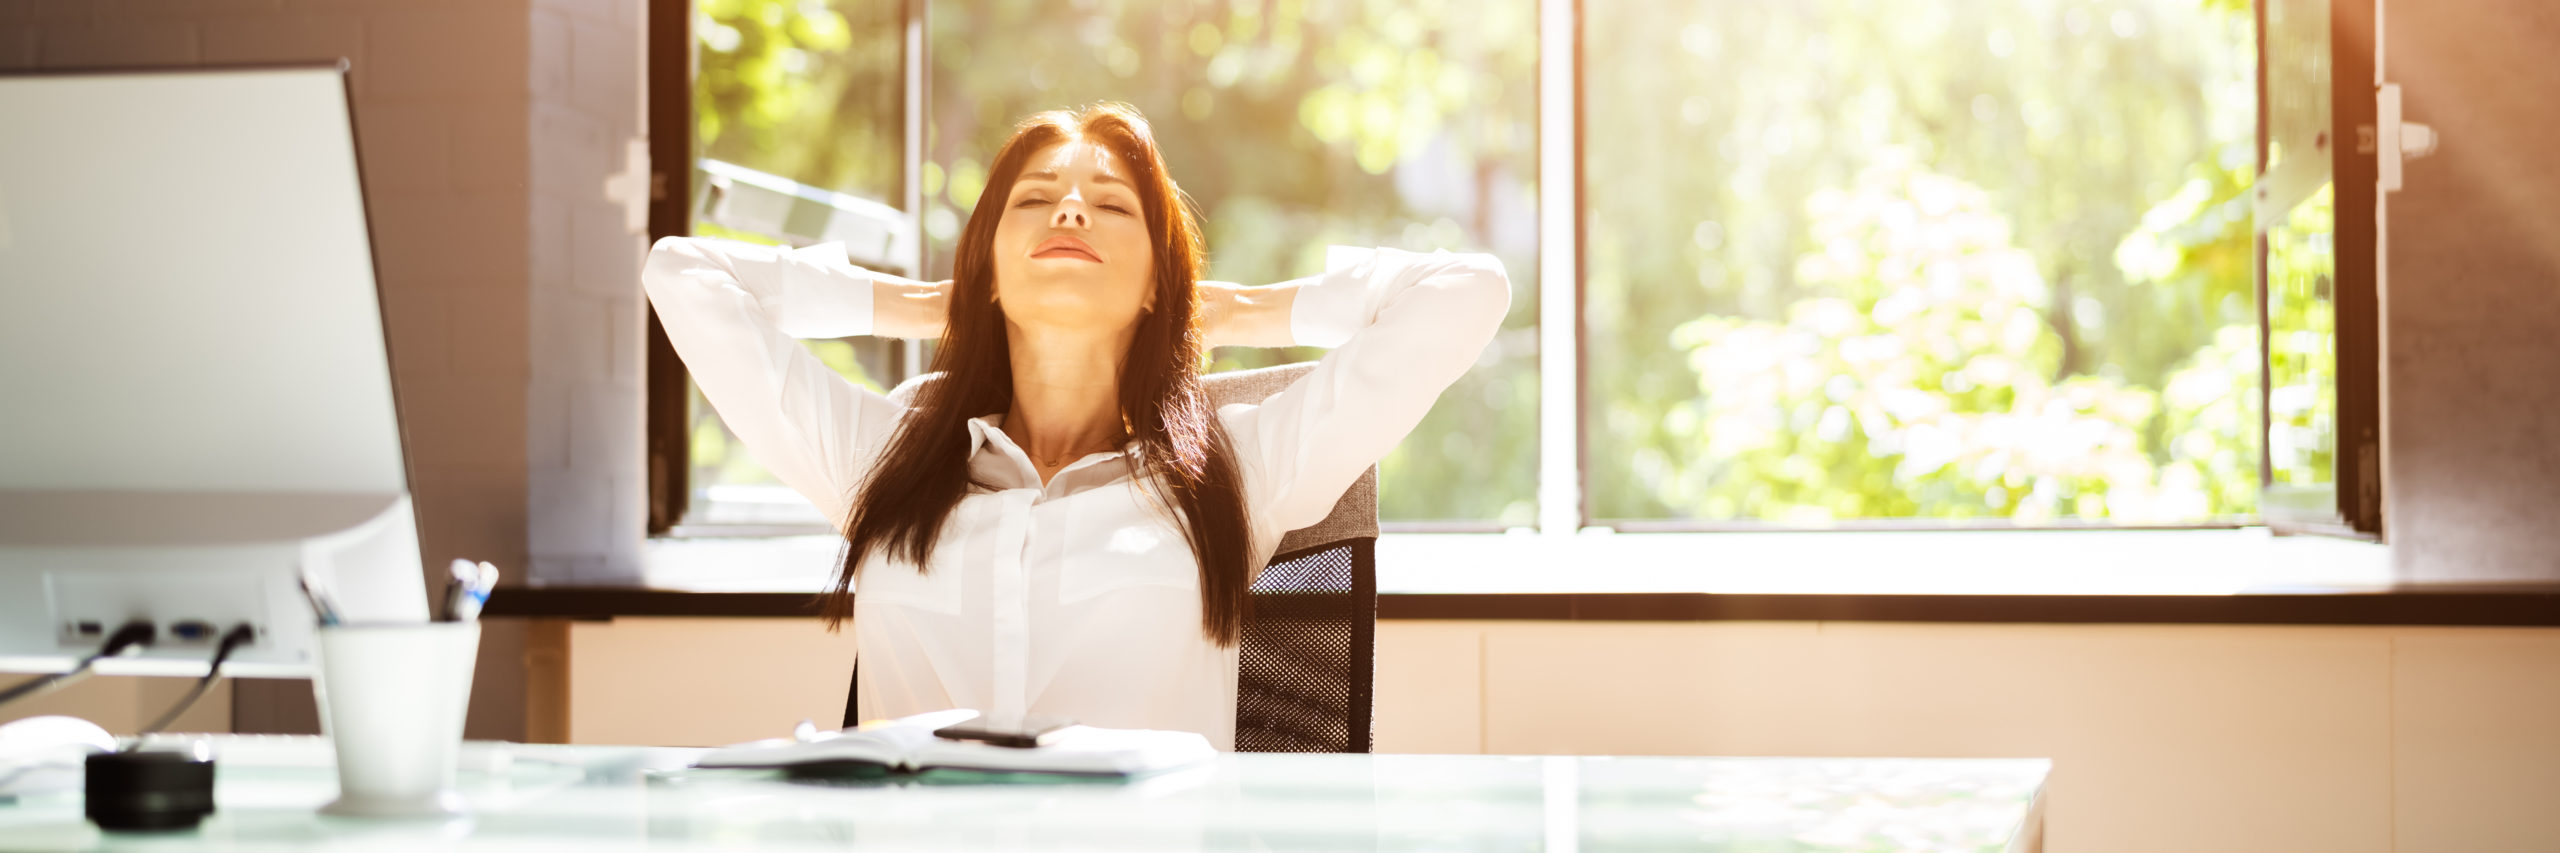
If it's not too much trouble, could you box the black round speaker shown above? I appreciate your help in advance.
[84,750,216,832]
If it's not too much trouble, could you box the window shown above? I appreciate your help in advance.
[2260,0,2380,536]
[672,0,912,530]
[647,0,2381,542]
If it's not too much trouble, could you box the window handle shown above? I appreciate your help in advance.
[605,138,653,234]
[2372,83,2438,193]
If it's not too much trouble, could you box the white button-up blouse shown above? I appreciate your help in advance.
[640,237,1510,750]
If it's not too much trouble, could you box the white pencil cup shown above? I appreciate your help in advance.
[311,621,480,819]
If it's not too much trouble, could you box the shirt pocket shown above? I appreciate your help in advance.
[1059,487,1200,604]
[850,503,974,616]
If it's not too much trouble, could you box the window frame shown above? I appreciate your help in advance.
[645,0,927,537]
[642,0,689,535]
[644,0,2385,541]
[2258,0,2386,539]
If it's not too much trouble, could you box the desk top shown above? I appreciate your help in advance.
[0,737,2049,851]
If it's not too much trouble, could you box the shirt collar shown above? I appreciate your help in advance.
[964,413,1143,492]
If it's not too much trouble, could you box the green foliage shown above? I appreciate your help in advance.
[2266,183,2337,487]
[1655,150,2253,522]
[695,0,901,201]
[1586,0,2265,523]
[2261,0,2340,491]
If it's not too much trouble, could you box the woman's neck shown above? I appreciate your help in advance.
[1001,320,1133,483]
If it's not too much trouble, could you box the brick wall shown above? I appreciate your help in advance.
[528,0,646,586]
[2,0,650,741]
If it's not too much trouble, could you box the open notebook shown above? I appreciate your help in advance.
[693,710,1215,778]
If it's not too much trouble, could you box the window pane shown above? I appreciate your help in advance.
[695,0,903,202]
[2261,0,2339,519]
[684,0,907,529]
[926,0,1541,526]
[1585,0,2260,526]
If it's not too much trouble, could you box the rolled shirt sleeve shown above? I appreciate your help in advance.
[1230,246,1514,543]
[640,236,900,530]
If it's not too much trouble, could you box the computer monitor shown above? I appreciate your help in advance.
[0,63,427,679]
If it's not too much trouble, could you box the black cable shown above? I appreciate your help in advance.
[131,624,257,743]
[0,622,155,711]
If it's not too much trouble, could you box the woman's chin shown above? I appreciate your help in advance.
[1001,300,1144,338]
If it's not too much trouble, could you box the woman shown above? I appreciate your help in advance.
[642,103,1508,750]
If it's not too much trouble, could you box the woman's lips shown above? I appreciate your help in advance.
[1030,235,1102,262]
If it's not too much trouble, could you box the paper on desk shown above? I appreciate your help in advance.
[695,709,1213,778]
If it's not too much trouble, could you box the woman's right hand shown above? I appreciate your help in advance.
[873,278,951,340]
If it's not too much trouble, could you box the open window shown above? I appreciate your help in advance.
[645,0,2388,545]
[647,0,924,535]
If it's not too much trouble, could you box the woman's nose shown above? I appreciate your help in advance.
[1049,199,1089,230]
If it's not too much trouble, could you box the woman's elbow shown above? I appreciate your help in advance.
[1462,252,1512,300]
[1441,252,1513,331]
[646,235,705,265]
[641,236,711,298]
[645,235,711,271]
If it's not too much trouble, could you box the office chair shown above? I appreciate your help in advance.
[842,361,1379,753]
[1209,361,1380,753]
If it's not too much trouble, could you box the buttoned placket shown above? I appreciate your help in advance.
[988,486,1035,724]
[972,415,1135,727]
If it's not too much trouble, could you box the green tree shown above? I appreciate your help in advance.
[694,0,903,201]
[1585,0,2263,523]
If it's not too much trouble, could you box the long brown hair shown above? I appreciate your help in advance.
[824,103,1254,645]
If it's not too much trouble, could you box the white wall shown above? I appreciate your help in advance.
[526,0,650,586]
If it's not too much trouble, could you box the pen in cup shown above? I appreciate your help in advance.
[441,559,471,622]
[298,575,343,626]
[441,559,499,622]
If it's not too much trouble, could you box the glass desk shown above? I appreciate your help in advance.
[0,738,2049,851]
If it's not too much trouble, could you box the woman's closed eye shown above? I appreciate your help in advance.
[1014,195,1133,216]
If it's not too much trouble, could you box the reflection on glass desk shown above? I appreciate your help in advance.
[0,737,2050,851]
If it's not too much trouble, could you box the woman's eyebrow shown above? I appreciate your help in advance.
[1018,169,1131,189]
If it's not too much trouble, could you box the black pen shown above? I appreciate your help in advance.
[441,559,476,622]
[298,575,343,626]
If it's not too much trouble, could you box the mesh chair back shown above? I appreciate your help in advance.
[1202,362,1378,753]
[845,363,1380,752]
